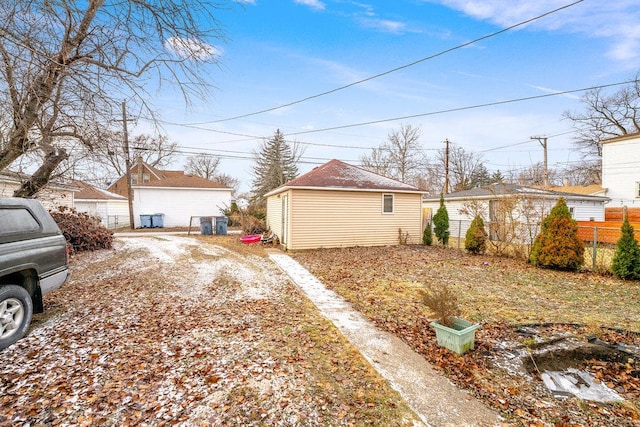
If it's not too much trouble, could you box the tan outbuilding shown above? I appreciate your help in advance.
[265,159,424,250]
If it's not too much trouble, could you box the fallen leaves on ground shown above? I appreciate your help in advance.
[0,236,418,426]
[292,245,640,427]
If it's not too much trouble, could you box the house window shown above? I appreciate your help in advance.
[637,182,640,198]
[142,173,150,183]
[569,207,575,218]
[131,176,138,185]
[382,194,394,214]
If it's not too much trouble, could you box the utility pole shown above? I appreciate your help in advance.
[531,136,548,187]
[122,101,135,230]
[443,138,450,194]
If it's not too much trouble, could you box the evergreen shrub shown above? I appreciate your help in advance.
[611,216,640,280]
[433,194,449,246]
[529,198,584,271]
[465,215,488,255]
[422,221,433,246]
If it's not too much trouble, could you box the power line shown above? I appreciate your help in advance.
[156,80,634,146]
[285,80,636,136]
[194,0,584,124]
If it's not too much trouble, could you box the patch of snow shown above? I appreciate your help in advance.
[118,235,193,263]
[541,368,624,403]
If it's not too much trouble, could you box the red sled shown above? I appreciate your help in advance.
[240,234,262,244]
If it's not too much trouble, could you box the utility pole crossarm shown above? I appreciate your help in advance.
[530,136,549,187]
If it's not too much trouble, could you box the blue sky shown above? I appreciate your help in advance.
[143,0,640,193]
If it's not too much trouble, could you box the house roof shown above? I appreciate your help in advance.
[541,184,605,196]
[134,170,230,189]
[266,159,422,196]
[73,180,127,201]
[601,131,640,144]
[112,159,231,190]
[423,183,609,203]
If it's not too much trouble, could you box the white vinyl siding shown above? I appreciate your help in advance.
[423,196,606,243]
[132,187,232,228]
[75,199,130,227]
[602,135,640,206]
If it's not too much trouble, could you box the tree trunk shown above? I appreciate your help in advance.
[13,148,68,198]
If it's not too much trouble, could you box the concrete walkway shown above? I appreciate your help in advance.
[269,252,500,427]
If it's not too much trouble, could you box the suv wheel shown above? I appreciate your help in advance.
[0,285,33,350]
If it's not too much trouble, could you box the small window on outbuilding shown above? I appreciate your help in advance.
[382,194,394,214]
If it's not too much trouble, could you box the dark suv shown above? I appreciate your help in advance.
[0,198,70,350]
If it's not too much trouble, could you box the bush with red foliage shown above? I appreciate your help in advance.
[49,206,113,254]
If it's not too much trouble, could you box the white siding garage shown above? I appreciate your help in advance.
[133,186,230,228]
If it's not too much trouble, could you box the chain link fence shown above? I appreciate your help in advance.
[578,224,640,273]
[433,219,637,273]
[105,215,131,230]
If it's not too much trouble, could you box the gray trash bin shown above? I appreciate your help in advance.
[140,214,152,228]
[151,213,164,228]
[215,216,228,235]
[200,216,213,235]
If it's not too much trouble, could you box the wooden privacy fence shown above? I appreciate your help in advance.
[605,207,640,222]
[577,221,640,244]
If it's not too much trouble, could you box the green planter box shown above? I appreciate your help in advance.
[431,318,479,354]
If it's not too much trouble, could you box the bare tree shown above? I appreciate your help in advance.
[76,132,178,185]
[0,1,227,196]
[185,154,221,180]
[511,162,559,186]
[360,147,393,177]
[561,159,601,186]
[215,173,240,195]
[360,123,427,186]
[563,77,640,157]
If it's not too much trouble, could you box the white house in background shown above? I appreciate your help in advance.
[73,180,130,229]
[601,132,640,207]
[107,159,232,228]
[422,183,609,243]
[0,171,77,210]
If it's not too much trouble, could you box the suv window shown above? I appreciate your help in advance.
[0,207,40,234]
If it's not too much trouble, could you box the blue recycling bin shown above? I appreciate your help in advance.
[151,213,164,228]
[140,214,152,228]
[200,216,213,235]
[215,216,228,235]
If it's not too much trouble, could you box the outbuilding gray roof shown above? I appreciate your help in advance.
[424,183,609,203]
[267,159,422,196]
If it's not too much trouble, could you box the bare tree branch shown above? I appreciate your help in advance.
[0,0,228,196]
[563,77,640,157]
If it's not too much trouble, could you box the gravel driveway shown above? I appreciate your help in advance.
[0,235,420,426]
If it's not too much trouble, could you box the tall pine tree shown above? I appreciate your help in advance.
[251,129,300,204]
